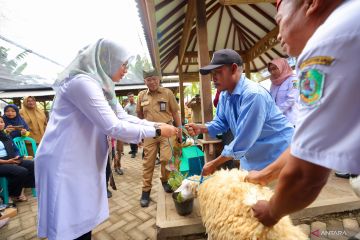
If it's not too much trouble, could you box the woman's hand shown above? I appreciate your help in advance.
[7,156,21,165]
[21,129,27,135]
[5,125,14,133]
[160,124,178,138]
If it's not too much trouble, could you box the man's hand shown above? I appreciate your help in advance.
[160,124,179,138]
[184,123,201,136]
[252,200,280,227]
[202,161,217,176]
[245,170,271,186]
[177,128,183,143]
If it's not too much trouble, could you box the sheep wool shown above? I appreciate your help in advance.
[188,169,308,240]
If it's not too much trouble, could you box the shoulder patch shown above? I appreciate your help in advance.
[299,69,325,106]
[291,79,298,89]
[300,56,334,70]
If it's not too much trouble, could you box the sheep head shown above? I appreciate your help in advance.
[175,176,202,200]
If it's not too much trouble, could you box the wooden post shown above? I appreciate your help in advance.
[13,98,21,108]
[196,0,215,162]
[245,60,251,79]
[178,65,186,124]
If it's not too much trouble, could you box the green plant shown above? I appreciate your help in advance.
[167,171,186,192]
[176,192,184,203]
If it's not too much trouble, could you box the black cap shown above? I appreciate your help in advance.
[199,49,243,75]
[143,69,161,79]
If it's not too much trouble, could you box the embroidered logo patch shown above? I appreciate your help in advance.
[292,79,298,89]
[300,56,334,70]
[299,69,325,106]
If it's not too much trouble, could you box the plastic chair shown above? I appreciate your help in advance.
[13,136,37,157]
[0,177,9,204]
[12,136,37,197]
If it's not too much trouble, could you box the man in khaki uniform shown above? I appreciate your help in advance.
[186,94,202,124]
[137,69,182,207]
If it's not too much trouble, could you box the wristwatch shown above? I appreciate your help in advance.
[154,124,161,137]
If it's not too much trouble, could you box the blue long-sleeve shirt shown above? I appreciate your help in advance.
[206,76,294,171]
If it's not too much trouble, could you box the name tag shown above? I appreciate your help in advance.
[159,101,167,111]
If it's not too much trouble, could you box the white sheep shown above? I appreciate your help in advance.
[175,169,308,240]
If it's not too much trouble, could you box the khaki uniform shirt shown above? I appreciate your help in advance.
[137,87,179,123]
[188,101,202,123]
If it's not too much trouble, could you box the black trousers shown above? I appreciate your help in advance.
[130,144,138,153]
[0,160,35,196]
[106,159,111,188]
[74,231,92,240]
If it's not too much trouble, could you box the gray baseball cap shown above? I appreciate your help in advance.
[199,49,243,75]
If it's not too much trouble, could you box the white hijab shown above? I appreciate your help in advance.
[54,38,133,110]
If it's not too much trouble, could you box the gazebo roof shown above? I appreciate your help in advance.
[137,0,286,78]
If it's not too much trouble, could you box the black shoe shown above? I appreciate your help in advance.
[335,172,353,179]
[162,182,173,193]
[128,151,134,154]
[140,191,151,207]
[107,189,112,198]
[131,153,136,158]
[115,168,124,175]
[348,235,360,240]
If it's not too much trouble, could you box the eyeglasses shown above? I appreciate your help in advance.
[122,62,129,70]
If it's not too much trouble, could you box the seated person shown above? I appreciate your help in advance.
[3,104,30,139]
[0,116,35,202]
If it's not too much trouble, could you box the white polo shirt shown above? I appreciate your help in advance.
[291,0,360,173]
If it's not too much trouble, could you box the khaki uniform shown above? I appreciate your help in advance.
[188,101,202,123]
[137,87,179,192]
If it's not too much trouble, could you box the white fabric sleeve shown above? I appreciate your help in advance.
[291,32,360,173]
[65,76,155,143]
[277,79,298,113]
[115,102,155,127]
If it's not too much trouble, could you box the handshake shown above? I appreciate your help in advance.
[155,123,203,139]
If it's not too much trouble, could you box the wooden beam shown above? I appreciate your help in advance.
[213,6,224,50]
[184,50,246,58]
[178,65,186,124]
[186,35,198,72]
[245,59,251,79]
[155,0,172,11]
[183,72,200,82]
[158,15,184,39]
[220,0,275,5]
[232,24,237,49]
[157,1,187,28]
[231,5,270,33]
[179,0,196,65]
[195,0,213,140]
[140,0,161,71]
[247,26,279,61]
[224,21,235,48]
[249,4,277,25]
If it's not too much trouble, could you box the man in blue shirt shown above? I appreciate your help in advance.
[185,49,294,175]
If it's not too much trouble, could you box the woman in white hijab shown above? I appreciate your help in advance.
[35,39,178,240]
